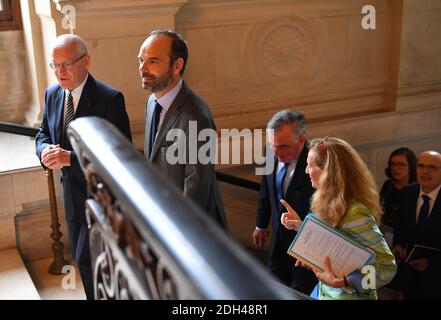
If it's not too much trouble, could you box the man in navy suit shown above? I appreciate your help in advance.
[392,151,441,299]
[35,34,132,299]
[252,110,317,294]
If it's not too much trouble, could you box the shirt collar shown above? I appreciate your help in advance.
[278,159,298,171]
[65,74,88,100]
[154,79,183,113]
[419,184,441,201]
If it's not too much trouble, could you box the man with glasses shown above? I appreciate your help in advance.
[392,150,441,299]
[252,110,317,294]
[35,34,132,299]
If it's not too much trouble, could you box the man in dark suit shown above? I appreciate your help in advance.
[252,110,317,294]
[35,34,132,299]
[138,30,228,230]
[392,150,441,299]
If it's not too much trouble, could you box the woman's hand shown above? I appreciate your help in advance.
[408,258,428,272]
[295,259,313,271]
[392,244,406,262]
[314,256,346,288]
[280,199,303,231]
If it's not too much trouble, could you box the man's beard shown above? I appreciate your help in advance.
[142,66,174,93]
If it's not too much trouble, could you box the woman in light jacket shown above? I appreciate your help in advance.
[281,137,397,300]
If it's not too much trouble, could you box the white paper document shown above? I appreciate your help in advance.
[287,215,375,277]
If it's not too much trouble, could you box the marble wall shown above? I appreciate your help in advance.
[18,0,437,183]
[2,0,440,257]
[0,31,31,123]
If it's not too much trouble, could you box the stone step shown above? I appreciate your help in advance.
[26,257,86,300]
[0,248,40,299]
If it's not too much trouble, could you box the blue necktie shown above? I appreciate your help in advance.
[418,194,431,226]
[276,163,287,211]
[150,101,162,154]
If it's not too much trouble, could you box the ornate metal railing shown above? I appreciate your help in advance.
[67,117,309,300]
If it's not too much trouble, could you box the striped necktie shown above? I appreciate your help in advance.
[65,90,74,130]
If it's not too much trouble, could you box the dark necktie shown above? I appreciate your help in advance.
[65,90,74,130]
[64,90,74,147]
[276,163,287,211]
[418,194,431,226]
[150,100,163,154]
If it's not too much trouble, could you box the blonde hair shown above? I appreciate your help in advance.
[309,137,381,226]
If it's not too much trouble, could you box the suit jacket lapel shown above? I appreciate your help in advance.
[270,158,280,211]
[144,97,155,157]
[150,82,189,160]
[75,74,95,119]
[429,189,441,221]
[284,143,309,199]
[54,87,65,145]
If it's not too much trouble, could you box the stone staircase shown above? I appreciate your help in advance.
[0,132,268,299]
[0,248,40,299]
[0,132,83,299]
[0,164,266,300]
[0,248,86,300]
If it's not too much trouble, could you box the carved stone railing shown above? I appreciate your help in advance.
[67,117,309,300]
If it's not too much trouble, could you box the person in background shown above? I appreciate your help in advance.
[252,110,317,294]
[392,150,441,300]
[380,147,417,228]
[281,137,396,300]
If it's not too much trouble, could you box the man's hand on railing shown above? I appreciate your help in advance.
[41,144,71,169]
[252,228,270,249]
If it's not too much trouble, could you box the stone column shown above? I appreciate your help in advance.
[0,30,30,123]
[20,0,65,126]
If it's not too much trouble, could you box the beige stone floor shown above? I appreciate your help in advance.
[26,257,86,300]
[0,249,40,299]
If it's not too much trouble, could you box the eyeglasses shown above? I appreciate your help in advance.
[417,163,441,172]
[49,54,87,70]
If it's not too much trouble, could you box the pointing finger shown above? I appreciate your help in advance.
[280,199,293,212]
[280,199,301,220]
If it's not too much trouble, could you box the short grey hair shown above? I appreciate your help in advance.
[267,109,307,136]
[51,34,88,56]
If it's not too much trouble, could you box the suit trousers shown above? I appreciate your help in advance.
[268,240,317,295]
[62,174,94,300]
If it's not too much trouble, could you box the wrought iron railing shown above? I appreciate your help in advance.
[67,117,309,300]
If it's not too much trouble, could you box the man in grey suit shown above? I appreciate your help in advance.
[138,29,228,231]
